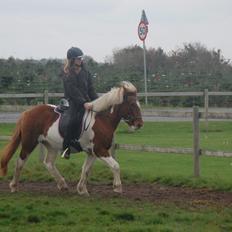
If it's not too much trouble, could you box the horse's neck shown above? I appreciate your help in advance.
[98,105,122,131]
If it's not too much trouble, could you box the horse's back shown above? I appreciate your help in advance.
[20,104,59,136]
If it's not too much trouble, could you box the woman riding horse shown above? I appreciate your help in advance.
[0,82,143,195]
[61,47,98,159]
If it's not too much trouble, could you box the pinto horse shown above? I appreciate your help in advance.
[0,81,143,195]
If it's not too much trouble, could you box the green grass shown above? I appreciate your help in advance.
[0,123,15,136]
[1,122,232,231]
[0,192,232,232]
[116,121,232,151]
[1,146,232,191]
[2,121,232,151]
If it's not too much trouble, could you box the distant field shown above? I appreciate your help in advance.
[117,121,232,151]
[2,121,232,151]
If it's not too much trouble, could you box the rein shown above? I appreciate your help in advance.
[83,110,93,131]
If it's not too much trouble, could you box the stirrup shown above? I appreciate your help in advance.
[61,148,70,159]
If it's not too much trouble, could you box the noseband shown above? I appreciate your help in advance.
[123,114,142,123]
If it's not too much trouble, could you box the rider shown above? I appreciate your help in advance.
[61,47,98,159]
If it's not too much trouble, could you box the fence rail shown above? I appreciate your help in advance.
[1,89,232,123]
[1,90,232,99]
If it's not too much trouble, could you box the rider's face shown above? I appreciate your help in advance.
[74,58,82,66]
[73,57,83,73]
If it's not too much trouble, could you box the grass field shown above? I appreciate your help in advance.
[2,121,232,150]
[1,122,232,231]
[117,121,232,151]
[0,192,231,232]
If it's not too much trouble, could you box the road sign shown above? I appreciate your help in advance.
[138,21,148,41]
[138,10,149,104]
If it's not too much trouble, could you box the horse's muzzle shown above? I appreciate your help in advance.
[134,119,143,129]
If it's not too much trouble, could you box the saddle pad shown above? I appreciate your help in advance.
[57,109,70,138]
[56,108,93,139]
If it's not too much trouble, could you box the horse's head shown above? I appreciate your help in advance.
[119,82,143,130]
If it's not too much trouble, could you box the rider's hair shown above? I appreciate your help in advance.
[63,58,85,75]
[63,58,71,74]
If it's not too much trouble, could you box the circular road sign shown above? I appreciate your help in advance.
[138,21,148,41]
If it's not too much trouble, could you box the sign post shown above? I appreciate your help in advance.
[138,10,149,104]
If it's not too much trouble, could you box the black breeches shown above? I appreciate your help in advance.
[63,107,84,150]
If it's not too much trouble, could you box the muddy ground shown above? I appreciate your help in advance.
[0,181,232,208]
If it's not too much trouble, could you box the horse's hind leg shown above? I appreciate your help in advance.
[9,145,35,192]
[43,145,68,191]
[9,124,39,192]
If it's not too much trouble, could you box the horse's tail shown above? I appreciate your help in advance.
[0,116,22,176]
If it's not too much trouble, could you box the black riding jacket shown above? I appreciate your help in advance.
[63,69,98,108]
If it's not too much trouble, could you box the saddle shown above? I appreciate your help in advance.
[55,99,83,152]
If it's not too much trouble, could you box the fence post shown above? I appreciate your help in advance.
[204,89,209,132]
[193,106,200,177]
[44,90,49,104]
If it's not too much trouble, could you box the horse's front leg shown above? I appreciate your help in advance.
[100,155,122,193]
[77,154,96,196]
[43,145,68,191]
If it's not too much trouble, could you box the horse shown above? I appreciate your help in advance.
[0,81,143,195]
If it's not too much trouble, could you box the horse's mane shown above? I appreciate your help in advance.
[91,81,137,112]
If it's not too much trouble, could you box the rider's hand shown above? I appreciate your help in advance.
[84,102,93,110]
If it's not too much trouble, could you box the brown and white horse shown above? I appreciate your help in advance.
[0,81,143,195]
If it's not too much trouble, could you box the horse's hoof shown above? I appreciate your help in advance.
[10,188,18,193]
[78,191,90,197]
[77,187,90,196]
[113,185,122,193]
[59,187,69,192]
[57,184,69,192]
[9,183,18,193]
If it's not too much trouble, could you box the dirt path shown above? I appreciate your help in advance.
[0,181,232,207]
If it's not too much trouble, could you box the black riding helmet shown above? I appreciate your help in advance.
[67,47,83,59]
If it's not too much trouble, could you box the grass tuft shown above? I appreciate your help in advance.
[114,212,135,221]
[27,215,41,223]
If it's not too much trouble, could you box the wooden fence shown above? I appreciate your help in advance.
[1,89,232,120]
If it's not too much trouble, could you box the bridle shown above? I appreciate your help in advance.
[84,93,142,124]
[122,94,142,124]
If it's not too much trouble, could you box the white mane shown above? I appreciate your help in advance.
[91,81,137,112]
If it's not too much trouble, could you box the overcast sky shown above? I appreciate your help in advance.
[0,0,231,62]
